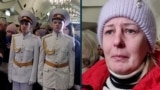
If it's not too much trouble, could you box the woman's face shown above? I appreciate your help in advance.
[102,17,149,75]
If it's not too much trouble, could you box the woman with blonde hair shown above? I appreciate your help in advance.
[82,0,160,89]
[82,30,99,73]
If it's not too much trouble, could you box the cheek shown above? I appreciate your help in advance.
[59,24,62,28]
[126,36,149,65]
[51,23,55,28]
[20,26,25,29]
[51,25,54,29]
[20,26,23,29]
[52,24,59,28]
[128,36,148,54]
[102,37,113,55]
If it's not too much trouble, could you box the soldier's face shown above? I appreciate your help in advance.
[51,20,62,32]
[20,21,30,33]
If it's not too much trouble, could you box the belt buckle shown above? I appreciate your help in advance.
[18,63,22,68]
[55,64,59,68]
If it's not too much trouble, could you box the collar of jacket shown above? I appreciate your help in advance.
[21,32,31,39]
[52,31,63,38]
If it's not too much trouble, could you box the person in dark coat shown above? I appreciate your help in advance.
[0,18,11,90]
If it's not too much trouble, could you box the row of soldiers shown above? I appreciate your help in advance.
[0,8,80,90]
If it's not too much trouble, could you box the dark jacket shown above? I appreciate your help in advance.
[0,30,6,64]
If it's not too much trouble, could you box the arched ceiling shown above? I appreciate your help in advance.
[0,0,80,24]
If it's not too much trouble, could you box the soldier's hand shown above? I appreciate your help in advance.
[8,77,12,83]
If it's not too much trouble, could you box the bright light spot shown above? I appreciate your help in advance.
[5,10,10,16]
[47,12,50,16]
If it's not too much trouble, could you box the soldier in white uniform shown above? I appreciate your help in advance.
[8,10,40,90]
[38,8,75,90]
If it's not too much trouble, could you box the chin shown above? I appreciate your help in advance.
[114,69,129,75]
[110,64,131,75]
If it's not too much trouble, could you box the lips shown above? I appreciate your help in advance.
[111,55,129,61]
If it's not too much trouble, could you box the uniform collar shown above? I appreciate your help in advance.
[21,32,31,39]
[52,31,63,38]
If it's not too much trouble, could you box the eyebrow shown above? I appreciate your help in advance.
[104,23,138,27]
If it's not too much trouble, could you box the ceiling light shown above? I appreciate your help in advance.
[5,10,10,16]
[47,12,50,16]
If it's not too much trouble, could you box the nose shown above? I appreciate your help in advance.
[113,29,125,48]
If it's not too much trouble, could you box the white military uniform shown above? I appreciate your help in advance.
[8,10,39,90]
[8,32,40,90]
[38,31,75,90]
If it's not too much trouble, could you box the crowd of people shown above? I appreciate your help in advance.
[2,0,160,90]
[0,8,80,90]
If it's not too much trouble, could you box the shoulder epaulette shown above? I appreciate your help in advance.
[12,33,21,37]
[11,34,21,53]
[41,34,52,53]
